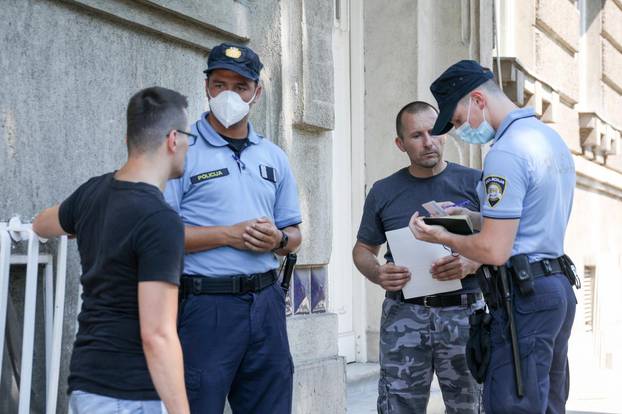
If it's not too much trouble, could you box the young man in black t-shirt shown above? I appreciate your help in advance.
[353,101,484,413]
[33,87,192,414]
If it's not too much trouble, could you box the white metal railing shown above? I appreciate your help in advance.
[0,216,68,414]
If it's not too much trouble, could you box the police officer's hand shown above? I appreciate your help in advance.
[434,201,465,216]
[409,211,448,244]
[227,219,259,250]
[374,263,411,291]
[436,201,482,230]
[243,217,282,252]
[431,255,480,280]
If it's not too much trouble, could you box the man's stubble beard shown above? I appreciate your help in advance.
[414,154,440,169]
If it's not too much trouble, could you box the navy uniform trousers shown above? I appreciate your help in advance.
[178,282,293,414]
[483,273,576,413]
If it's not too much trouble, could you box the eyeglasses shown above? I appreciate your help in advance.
[175,129,198,146]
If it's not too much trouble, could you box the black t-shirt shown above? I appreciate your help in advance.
[219,133,249,154]
[357,162,481,294]
[59,172,184,400]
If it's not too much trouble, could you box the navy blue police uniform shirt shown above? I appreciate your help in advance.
[357,162,481,294]
[58,173,184,400]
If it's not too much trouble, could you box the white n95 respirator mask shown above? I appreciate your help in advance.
[208,90,256,128]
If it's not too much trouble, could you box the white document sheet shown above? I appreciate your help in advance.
[385,227,462,299]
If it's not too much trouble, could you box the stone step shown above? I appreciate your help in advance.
[346,362,379,396]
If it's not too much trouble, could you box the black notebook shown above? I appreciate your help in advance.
[422,215,474,235]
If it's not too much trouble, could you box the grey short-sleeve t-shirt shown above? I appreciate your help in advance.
[356,162,481,294]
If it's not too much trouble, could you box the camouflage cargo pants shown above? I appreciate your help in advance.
[377,297,485,414]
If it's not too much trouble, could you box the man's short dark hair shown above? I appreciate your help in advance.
[126,87,189,154]
[395,101,439,139]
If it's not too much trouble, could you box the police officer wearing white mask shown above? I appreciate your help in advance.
[165,43,303,414]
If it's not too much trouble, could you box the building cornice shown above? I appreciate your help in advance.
[574,155,622,201]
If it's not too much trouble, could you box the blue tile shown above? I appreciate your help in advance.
[284,286,293,316]
[311,266,327,313]
[293,268,310,314]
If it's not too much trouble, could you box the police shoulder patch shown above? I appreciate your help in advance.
[190,168,229,184]
[483,175,506,208]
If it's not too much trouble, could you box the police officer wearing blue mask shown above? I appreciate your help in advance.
[165,43,302,414]
[409,60,578,414]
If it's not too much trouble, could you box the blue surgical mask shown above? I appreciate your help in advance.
[454,98,496,144]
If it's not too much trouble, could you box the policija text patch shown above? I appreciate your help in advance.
[484,175,506,207]
[190,168,229,184]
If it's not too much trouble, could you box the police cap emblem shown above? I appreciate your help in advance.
[225,47,242,59]
[484,175,506,208]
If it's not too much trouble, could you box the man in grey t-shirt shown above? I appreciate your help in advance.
[352,101,483,413]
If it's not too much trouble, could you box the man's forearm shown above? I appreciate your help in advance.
[467,210,482,231]
[32,205,68,239]
[142,334,189,414]
[352,246,380,283]
[184,225,231,252]
[439,231,506,266]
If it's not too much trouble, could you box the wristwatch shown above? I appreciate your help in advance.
[275,231,289,250]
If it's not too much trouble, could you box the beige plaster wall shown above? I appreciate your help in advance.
[361,0,493,361]
[565,182,622,373]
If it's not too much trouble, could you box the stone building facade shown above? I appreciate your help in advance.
[496,0,622,408]
[1,0,621,412]
[356,1,622,410]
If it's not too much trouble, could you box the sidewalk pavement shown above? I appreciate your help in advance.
[566,359,622,414]
[346,363,446,414]
[346,362,622,414]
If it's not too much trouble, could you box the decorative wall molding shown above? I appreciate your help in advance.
[288,0,335,132]
[602,0,622,53]
[460,0,470,46]
[535,0,580,55]
[496,58,622,179]
[62,0,250,52]
[602,38,622,94]
[579,112,621,156]
[575,155,622,202]
[495,57,566,118]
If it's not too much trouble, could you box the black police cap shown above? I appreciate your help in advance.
[204,43,263,81]
[430,60,494,135]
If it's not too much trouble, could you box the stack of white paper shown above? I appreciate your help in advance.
[385,227,462,299]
